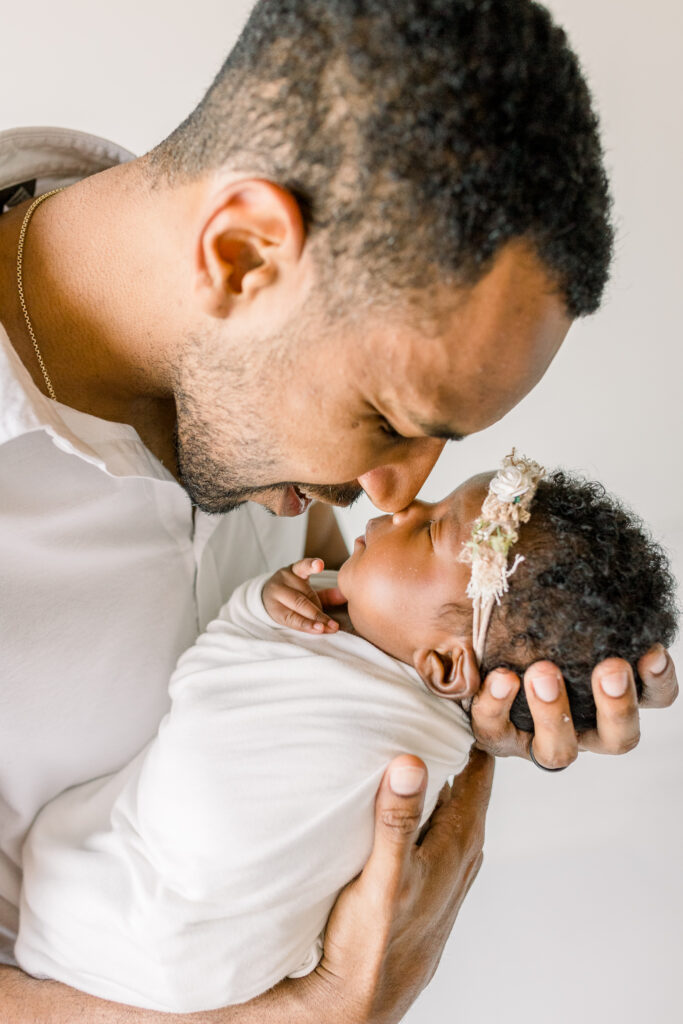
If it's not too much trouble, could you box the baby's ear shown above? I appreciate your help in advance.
[413,640,480,701]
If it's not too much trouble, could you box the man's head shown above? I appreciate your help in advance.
[337,471,679,729]
[144,0,613,514]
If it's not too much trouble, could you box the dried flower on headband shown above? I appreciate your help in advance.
[459,450,546,663]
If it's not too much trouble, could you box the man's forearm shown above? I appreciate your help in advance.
[304,502,349,569]
[0,966,332,1024]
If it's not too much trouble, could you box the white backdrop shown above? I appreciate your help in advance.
[2,1,681,1021]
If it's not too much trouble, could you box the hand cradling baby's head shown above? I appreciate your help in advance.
[337,469,678,729]
[481,471,678,731]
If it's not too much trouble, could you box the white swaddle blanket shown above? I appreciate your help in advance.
[16,573,473,1012]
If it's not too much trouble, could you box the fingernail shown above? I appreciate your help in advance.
[489,673,513,700]
[313,621,324,632]
[327,619,339,631]
[650,646,668,675]
[601,672,629,698]
[529,671,560,703]
[390,765,425,796]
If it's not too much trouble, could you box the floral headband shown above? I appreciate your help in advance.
[459,449,545,664]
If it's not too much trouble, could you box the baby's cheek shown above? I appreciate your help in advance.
[352,570,422,645]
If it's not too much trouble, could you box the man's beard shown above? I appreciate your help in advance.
[174,422,363,516]
[173,318,364,515]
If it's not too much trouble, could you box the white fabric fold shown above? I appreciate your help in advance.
[17,573,473,1012]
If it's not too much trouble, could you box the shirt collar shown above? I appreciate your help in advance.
[0,126,134,195]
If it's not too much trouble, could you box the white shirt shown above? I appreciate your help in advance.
[0,127,308,965]
[16,573,473,1012]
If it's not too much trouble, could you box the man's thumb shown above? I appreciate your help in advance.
[367,755,428,885]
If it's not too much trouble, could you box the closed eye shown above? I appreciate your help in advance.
[378,417,406,442]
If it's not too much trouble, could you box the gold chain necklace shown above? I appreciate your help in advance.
[16,187,65,401]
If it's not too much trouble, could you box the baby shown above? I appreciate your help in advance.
[15,453,678,1013]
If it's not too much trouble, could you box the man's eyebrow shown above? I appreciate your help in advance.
[410,419,468,442]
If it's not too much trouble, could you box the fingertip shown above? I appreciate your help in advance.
[386,755,427,796]
[593,655,632,676]
[592,657,634,700]
[639,643,669,677]
[524,662,564,704]
[482,668,519,703]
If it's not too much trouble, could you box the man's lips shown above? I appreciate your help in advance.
[292,485,314,509]
[271,485,314,517]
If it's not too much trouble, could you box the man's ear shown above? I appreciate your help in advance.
[413,639,480,701]
[194,179,306,317]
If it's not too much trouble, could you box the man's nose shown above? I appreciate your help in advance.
[357,438,445,512]
[391,499,430,526]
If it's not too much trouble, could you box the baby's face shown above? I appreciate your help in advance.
[337,472,493,665]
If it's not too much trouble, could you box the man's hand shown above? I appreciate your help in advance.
[2,752,493,1024]
[299,748,494,1024]
[471,645,678,768]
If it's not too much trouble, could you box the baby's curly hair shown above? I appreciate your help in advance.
[481,472,679,732]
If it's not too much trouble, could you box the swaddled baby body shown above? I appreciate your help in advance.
[16,459,678,1012]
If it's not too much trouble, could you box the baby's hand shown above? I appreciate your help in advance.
[263,558,341,634]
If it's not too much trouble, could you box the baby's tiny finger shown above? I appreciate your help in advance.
[290,557,324,580]
[281,608,327,633]
[281,589,339,633]
[317,586,347,608]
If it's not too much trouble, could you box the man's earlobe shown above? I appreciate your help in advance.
[413,641,480,701]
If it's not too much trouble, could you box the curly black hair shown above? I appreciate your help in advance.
[481,472,679,732]
[148,0,613,317]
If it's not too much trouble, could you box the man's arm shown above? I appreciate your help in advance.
[304,502,349,570]
[1,751,493,1024]
[0,966,316,1024]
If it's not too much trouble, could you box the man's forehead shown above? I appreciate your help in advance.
[353,238,571,433]
[364,303,569,434]
[373,353,500,437]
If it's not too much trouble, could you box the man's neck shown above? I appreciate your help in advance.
[0,161,196,475]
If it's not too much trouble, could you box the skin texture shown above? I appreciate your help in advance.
[0,163,677,1020]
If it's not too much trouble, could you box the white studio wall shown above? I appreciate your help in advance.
[2,1,681,1022]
